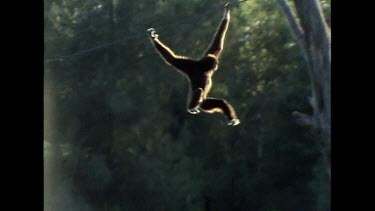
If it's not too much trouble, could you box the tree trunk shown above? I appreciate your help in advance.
[277,0,331,179]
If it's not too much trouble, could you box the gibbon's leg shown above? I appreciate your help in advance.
[187,88,204,114]
[200,97,240,126]
[204,3,230,59]
[188,77,213,114]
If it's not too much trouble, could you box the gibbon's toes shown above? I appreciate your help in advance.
[187,108,200,114]
[147,28,155,33]
[227,118,240,126]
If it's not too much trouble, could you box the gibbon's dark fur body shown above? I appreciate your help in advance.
[147,3,240,126]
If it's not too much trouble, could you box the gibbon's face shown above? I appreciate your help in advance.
[202,55,218,71]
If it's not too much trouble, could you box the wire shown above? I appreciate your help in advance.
[231,0,250,5]
[44,34,140,63]
[45,7,166,41]
[44,1,249,64]
[45,8,218,63]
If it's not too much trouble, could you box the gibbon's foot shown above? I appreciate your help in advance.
[147,28,158,39]
[187,107,200,114]
[227,118,240,126]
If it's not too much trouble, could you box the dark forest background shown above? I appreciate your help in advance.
[44,0,331,210]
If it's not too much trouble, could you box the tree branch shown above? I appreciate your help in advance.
[291,111,316,128]
[277,0,309,64]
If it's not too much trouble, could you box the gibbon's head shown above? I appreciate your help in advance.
[202,54,219,70]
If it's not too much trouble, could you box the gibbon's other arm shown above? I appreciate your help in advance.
[203,2,230,59]
[147,28,193,73]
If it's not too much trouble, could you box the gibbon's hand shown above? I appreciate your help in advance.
[225,2,230,10]
[224,2,230,19]
[147,28,159,39]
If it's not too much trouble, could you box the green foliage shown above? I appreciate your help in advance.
[44,0,330,210]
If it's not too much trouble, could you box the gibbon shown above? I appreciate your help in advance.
[147,2,240,126]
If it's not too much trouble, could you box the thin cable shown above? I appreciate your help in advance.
[44,1,251,63]
[46,8,166,41]
[45,6,220,63]
[44,34,140,63]
[46,1,250,41]
[237,0,251,5]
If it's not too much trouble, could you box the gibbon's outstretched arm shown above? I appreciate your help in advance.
[147,28,194,74]
[204,2,231,59]
[147,28,177,65]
